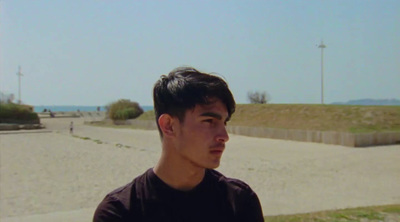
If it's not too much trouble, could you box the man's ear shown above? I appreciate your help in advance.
[158,114,176,137]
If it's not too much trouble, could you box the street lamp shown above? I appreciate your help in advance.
[318,41,326,104]
[16,66,23,104]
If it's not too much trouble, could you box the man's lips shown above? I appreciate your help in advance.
[210,144,225,154]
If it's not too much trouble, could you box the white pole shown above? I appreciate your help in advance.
[16,66,23,104]
[318,41,326,104]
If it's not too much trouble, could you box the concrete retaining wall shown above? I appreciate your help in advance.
[353,132,400,147]
[122,120,400,147]
[226,126,400,147]
[0,118,40,124]
[124,119,158,130]
[99,119,158,130]
[0,124,44,131]
[0,124,20,131]
[79,112,106,122]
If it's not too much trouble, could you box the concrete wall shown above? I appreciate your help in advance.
[0,118,40,124]
[80,112,106,122]
[123,120,400,147]
[0,124,20,131]
[125,119,158,130]
[353,132,400,147]
[226,126,400,147]
[0,123,44,131]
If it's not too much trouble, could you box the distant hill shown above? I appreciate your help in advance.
[331,99,400,106]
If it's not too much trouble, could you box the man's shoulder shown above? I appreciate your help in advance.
[206,169,264,221]
[207,169,253,194]
[104,180,134,203]
[105,169,149,199]
[93,169,152,222]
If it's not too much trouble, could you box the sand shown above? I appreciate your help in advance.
[1,117,399,221]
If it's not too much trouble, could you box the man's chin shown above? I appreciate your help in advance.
[207,162,221,169]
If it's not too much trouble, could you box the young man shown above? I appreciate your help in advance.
[93,67,264,222]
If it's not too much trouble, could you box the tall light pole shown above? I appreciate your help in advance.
[318,40,326,104]
[16,66,23,104]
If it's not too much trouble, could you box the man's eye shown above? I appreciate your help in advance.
[203,119,213,123]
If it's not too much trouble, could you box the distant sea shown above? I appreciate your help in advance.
[33,105,154,113]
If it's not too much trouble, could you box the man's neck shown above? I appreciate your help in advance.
[153,154,206,191]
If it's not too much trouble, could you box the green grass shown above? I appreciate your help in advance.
[89,104,400,134]
[93,139,103,144]
[230,104,400,133]
[72,135,91,140]
[72,135,137,148]
[136,104,400,133]
[263,204,400,222]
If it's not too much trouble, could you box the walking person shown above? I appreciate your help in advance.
[69,121,73,134]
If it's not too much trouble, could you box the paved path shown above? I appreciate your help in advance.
[1,117,399,221]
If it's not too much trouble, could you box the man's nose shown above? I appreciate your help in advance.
[216,126,229,143]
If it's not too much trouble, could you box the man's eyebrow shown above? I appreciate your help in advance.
[200,112,230,122]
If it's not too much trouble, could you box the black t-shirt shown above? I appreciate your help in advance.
[93,168,263,222]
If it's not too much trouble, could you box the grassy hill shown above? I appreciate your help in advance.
[263,204,400,222]
[137,104,400,133]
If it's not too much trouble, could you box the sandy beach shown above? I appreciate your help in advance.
[1,117,399,221]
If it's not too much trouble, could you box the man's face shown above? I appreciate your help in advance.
[173,99,230,169]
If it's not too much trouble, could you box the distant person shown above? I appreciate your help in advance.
[97,106,100,112]
[69,121,73,134]
[93,67,264,221]
[49,110,55,118]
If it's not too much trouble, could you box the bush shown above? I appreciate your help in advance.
[247,91,270,104]
[107,99,144,120]
[0,103,39,123]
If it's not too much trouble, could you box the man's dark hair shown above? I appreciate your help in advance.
[153,67,236,137]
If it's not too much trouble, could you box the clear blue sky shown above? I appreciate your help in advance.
[1,0,399,106]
